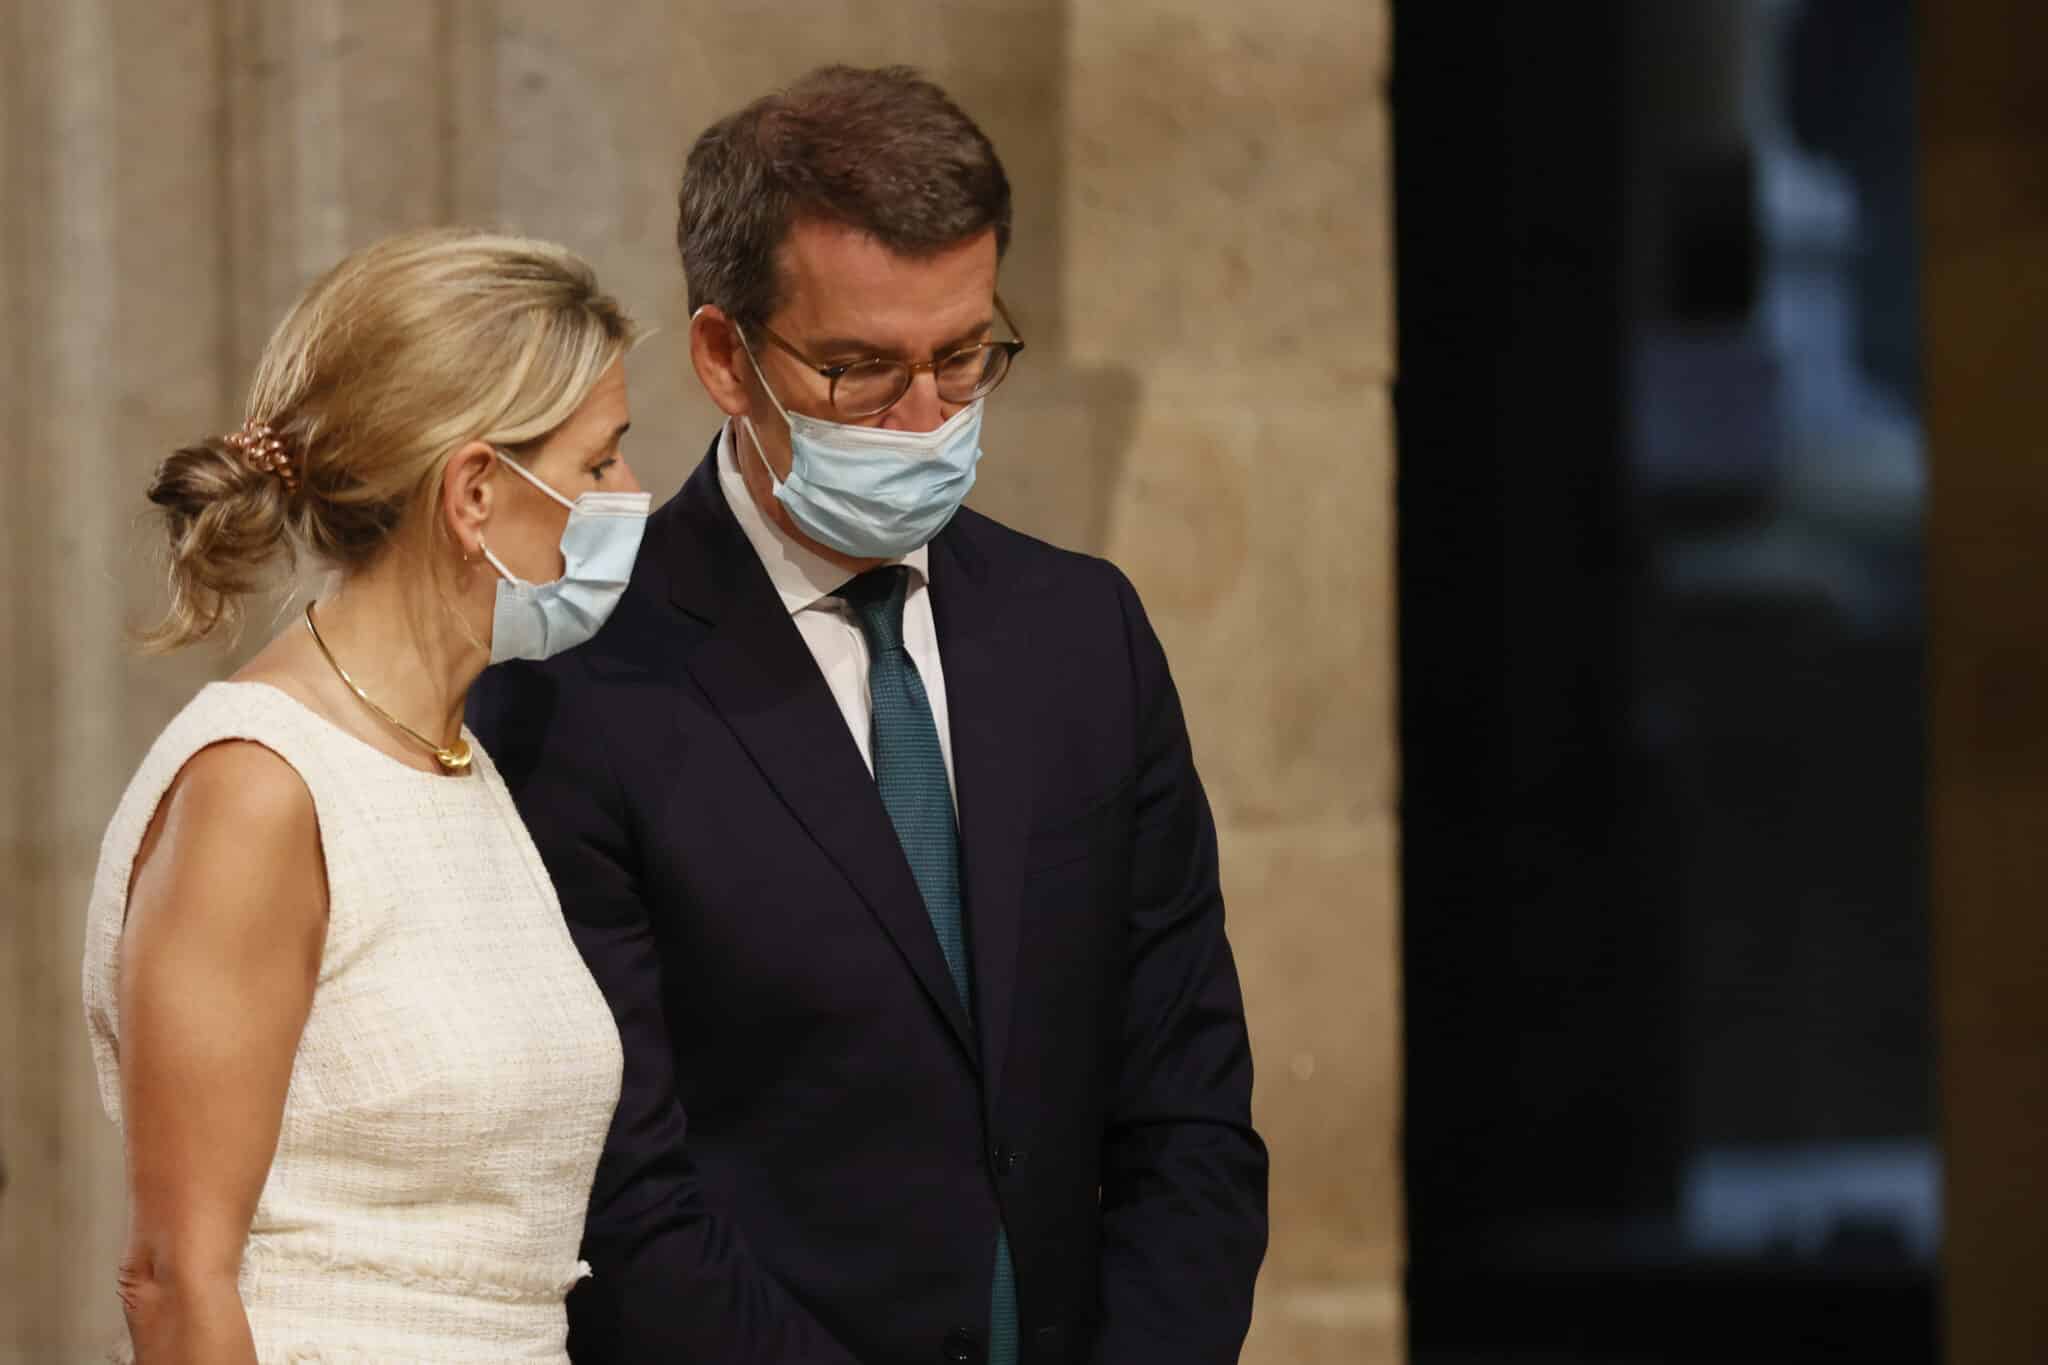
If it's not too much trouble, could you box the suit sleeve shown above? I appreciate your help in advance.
[468,660,863,1365]
[1090,566,1270,1364]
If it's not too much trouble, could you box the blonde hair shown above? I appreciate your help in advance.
[143,227,636,651]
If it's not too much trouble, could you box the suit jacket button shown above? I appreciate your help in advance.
[943,1324,981,1362]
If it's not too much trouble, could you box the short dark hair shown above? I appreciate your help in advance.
[677,65,1012,327]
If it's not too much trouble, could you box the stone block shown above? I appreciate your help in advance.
[1064,0,1394,385]
[1103,382,1398,830]
[1223,817,1404,1288]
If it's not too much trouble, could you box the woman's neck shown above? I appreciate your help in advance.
[307,557,490,750]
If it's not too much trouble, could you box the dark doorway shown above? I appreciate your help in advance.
[1394,3,1936,1361]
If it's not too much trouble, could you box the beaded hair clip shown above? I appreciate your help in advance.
[225,419,299,493]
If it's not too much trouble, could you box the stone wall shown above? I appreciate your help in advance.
[0,4,1399,1358]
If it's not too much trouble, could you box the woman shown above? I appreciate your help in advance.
[81,228,648,1362]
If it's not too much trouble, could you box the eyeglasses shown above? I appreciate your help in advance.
[750,295,1026,420]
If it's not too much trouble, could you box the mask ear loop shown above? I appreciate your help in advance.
[733,334,797,427]
[477,538,524,587]
[479,447,578,588]
[491,447,578,510]
[716,323,797,493]
[692,305,800,492]
[690,303,793,421]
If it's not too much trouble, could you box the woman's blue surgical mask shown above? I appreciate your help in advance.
[480,450,651,663]
[738,334,984,560]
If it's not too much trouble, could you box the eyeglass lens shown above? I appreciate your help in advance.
[831,343,1013,418]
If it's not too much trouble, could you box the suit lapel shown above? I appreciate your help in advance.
[928,524,1032,1104]
[664,447,978,1063]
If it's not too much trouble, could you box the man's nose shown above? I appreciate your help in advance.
[883,368,947,433]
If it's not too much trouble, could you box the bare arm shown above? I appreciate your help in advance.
[115,741,326,1365]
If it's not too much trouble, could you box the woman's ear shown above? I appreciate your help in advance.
[689,305,754,418]
[440,441,500,557]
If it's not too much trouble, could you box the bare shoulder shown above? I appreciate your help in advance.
[167,739,317,840]
[127,738,327,947]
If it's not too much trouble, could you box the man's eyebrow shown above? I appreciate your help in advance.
[804,335,888,359]
[934,318,996,354]
[805,319,995,361]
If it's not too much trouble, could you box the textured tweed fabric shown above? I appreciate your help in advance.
[82,681,622,1362]
[836,567,1019,1365]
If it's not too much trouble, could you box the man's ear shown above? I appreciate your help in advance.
[440,441,500,557]
[690,305,754,418]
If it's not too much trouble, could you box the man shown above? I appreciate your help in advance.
[470,64,1267,1365]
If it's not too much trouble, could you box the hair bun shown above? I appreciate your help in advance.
[141,436,296,651]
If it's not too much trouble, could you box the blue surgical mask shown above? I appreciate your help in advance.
[738,337,984,560]
[480,450,651,663]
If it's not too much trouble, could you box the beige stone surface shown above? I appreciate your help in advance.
[6,5,197,1357]
[1064,1,1394,386]
[0,3,1399,1359]
[1101,382,1398,831]
[1224,818,1403,1285]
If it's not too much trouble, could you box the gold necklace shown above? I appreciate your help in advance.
[303,602,473,774]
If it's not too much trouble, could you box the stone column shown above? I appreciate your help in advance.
[1062,6,1401,1358]
[4,2,221,1353]
[1,2,500,1354]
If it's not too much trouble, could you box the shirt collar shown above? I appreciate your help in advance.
[715,419,928,617]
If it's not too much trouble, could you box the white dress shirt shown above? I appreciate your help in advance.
[715,419,958,810]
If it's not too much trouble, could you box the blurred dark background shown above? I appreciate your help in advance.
[1395,2,1936,1360]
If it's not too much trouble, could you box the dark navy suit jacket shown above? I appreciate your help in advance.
[468,443,1267,1364]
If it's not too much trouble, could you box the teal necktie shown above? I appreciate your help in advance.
[835,567,1018,1365]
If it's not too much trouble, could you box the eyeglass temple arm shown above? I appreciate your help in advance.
[994,292,1024,351]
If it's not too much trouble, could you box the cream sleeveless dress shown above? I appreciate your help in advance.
[82,681,623,1362]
